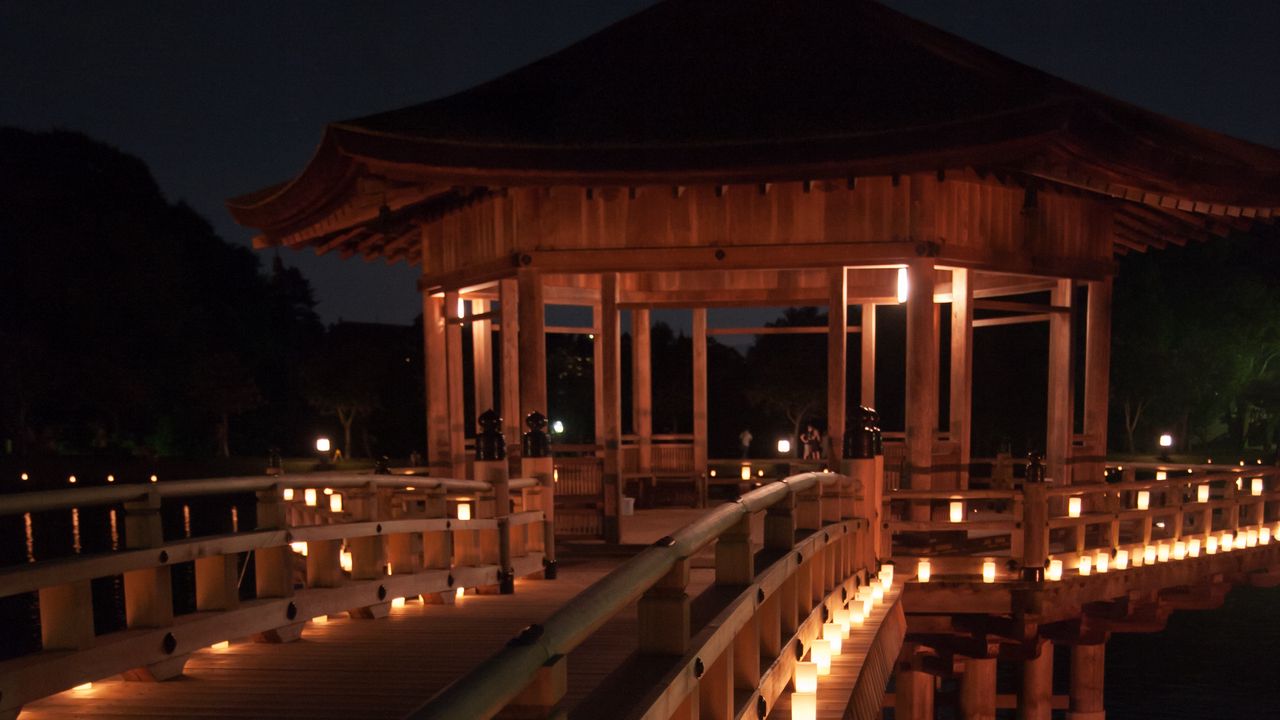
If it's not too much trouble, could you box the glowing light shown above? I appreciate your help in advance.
[833,607,851,637]
[1078,555,1092,576]
[106,474,115,483]
[329,494,343,513]
[791,691,817,720]
[1155,471,1167,481]
[182,504,191,538]
[917,559,931,583]
[1131,549,1143,567]
[1206,536,1218,555]
[810,639,831,675]
[777,439,792,454]
[551,420,565,434]
[283,488,295,501]
[1157,543,1169,563]
[879,564,895,585]
[1068,497,1082,518]
[795,661,818,693]
[1046,559,1063,581]
[896,266,909,303]
[1252,478,1264,496]
[1136,491,1149,510]
[708,469,716,478]
[231,507,239,533]
[1143,546,1156,565]
[1159,434,1173,448]
[456,503,472,521]
[68,475,76,484]
[740,465,752,481]
[456,297,466,319]
[1173,541,1186,560]
[340,550,353,573]
[150,474,158,483]
[823,623,843,655]
[1247,529,1258,547]
[323,488,334,495]
[1188,538,1201,557]
[315,437,331,453]
[949,500,964,523]
[391,597,406,609]
[455,587,465,599]
[1197,484,1210,503]
[304,488,317,507]
[1115,550,1129,569]
[862,597,873,618]
[73,682,93,691]
[982,560,996,583]
[871,584,885,603]
[1096,552,1110,573]
[20,472,29,481]
[1221,532,1234,552]
[212,641,230,650]
[851,606,865,625]
[290,541,308,556]
[312,615,327,624]
[1262,527,1272,545]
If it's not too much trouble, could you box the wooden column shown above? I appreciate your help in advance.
[499,278,522,458]
[593,297,606,457]
[1069,642,1107,720]
[444,290,467,477]
[1019,639,1054,720]
[960,656,996,720]
[828,267,848,458]
[632,307,653,473]
[424,294,452,476]
[471,298,494,416]
[600,273,624,543]
[950,268,974,488]
[860,303,876,407]
[1047,279,1074,485]
[517,268,547,424]
[895,668,934,720]
[692,308,709,506]
[1083,278,1113,485]
[905,259,937,520]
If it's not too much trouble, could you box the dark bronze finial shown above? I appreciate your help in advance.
[1025,451,1046,484]
[522,410,550,458]
[475,408,506,461]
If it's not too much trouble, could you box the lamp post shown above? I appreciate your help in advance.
[1158,433,1173,461]
[315,436,333,469]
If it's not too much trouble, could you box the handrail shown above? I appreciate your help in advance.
[407,471,842,720]
[0,473,539,516]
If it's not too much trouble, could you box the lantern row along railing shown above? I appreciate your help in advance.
[882,462,1280,583]
[409,462,902,720]
[0,461,555,719]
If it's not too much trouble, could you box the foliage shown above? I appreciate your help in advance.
[743,307,828,445]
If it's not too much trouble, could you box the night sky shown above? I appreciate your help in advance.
[3,1,1277,325]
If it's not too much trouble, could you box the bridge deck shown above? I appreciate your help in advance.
[16,510,715,720]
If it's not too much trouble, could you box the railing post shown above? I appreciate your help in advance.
[764,491,797,551]
[1069,642,1107,720]
[121,488,185,681]
[1022,454,1048,581]
[253,485,301,643]
[638,558,691,655]
[476,408,514,594]
[1019,639,1054,720]
[38,580,95,651]
[194,554,240,612]
[959,654,997,720]
[796,484,823,533]
[715,514,754,585]
[523,411,557,579]
[844,411,882,566]
[502,654,568,718]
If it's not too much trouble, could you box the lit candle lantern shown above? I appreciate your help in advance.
[949,500,964,523]
[740,465,751,481]
[917,558,931,583]
[457,503,472,521]
[1155,471,1167,481]
[1252,478,1264,496]
[1262,527,1272,545]
[811,639,831,675]
[1236,477,1243,491]
[304,488,317,506]
[1157,543,1169,562]
[1136,491,1150,510]
[329,493,343,513]
[455,587,465,600]
[1078,555,1092,576]
[982,560,996,583]
[1221,532,1233,552]
[1143,546,1156,565]
[1206,535,1218,554]
[862,597,873,618]
[1115,549,1130,569]
[833,608,851,637]
[391,597,406,609]
[312,615,327,624]
[1173,541,1186,560]
[212,640,230,650]
[823,623,843,655]
[851,606,865,626]
[283,488,295,501]
[1197,484,1210,503]
[340,550,353,572]
[880,575,893,592]
[794,662,818,693]
[1068,497,1082,518]
[73,682,93,691]
[871,585,885,603]
[791,691,817,720]
[290,541,308,556]
[1095,552,1109,573]
[1188,538,1201,557]
[1247,529,1258,547]
[1046,559,1063,581]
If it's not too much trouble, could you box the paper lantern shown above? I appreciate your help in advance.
[1143,546,1156,565]
[833,608,851,637]
[862,597,873,618]
[290,541,308,556]
[1188,538,1201,557]
[1262,527,1272,545]
[1206,536,1218,555]
[1246,529,1258,547]
[1155,471,1167,481]
[811,639,831,675]
[329,493,343,513]
[312,615,327,624]
[871,585,885,603]
[740,465,752,481]
[1068,497,1082,518]
[949,500,964,523]
[391,597,406,609]
[1173,541,1186,560]
[1221,532,1234,552]
[304,488,317,507]
[1114,549,1130,569]
[851,606,865,626]
[1136,491,1150,510]
[1095,552,1109,573]
[1252,478,1264,496]
[1046,559,1063,581]
[823,623,843,655]
[794,662,818,693]
[917,559,931,583]
[1157,543,1170,563]
[1197,484,1210,503]
[283,488,295,501]
[791,691,817,720]
[1078,555,1092,576]
[982,560,996,583]
[457,503,472,521]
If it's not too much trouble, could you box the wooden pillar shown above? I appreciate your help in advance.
[1069,642,1107,720]
[632,307,653,473]
[424,294,452,476]
[1083,278,1113,485]
[1019,639,1054,720]
[828,267,848,458]
[517,268,547,424]
[950,268,974,488]
[860,303,876,407]
[444,290,468,478]
[692,308,709,506]
[895,668,934,720]
[472,299,494,416]
[499,279,522,459]
[599,273,624,544]
[1047,279,1074,485]
[960,656,996,720]
[905,259,937,520]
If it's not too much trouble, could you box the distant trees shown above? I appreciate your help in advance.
[744,307,828,447]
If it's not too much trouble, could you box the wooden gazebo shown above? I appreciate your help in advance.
[229,0,1280,543]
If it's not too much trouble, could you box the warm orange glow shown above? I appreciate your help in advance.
[340,550,353,573]
[1262,527,1272,545]
[456,503,472,521]
[982,560,996,583]
[323,487,334,495]
[106,474,115,483]
[1157,543,1169,563]
[1197,484,1210,503]
[312,615,327,624]
[1136,491,1150,510]
[851,606,865,625]
[1068,497,1082,518]
[212,641,230,650]
[917,559,931,583]
[795,661,818,693]
[329,494,343,513]
[304,488,317,506]
[391,597,406,609]
[315,437,331,453]
[1206,536,1218,554]
[823,623,842,655]
[791,691,817,720]
[810,639,831,675]
[1173,541,1186,560]
[283,488,294,501]
[1221,532,1234,552]
[73,682,93,691]
[68,475,76,484]
[20,472,29,481]
[290,541,308,556]
[1095,552,1109,573]
[1143,546,1156,564]
[1188,538,1201,557]
[150,474,158,483]
[740,465,751,481]
[949,500,964,523]
[1155,471,1167,481]
[1046,559,1063,581]
[1252,478,1264,496]
[1078,555,1092,576]
[896,266,909,303]
[833,608,851,637]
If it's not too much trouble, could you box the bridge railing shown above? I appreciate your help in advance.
[409,460,897,720]
[884,462,1280,582]
[0,466,555,718]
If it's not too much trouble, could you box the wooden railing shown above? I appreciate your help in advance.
[883,462,1280,581]
[409,462,900,720]
[0,466,555,718]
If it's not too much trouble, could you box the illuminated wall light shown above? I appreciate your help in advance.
[1068,497,1082,518]
[823,623,843,655]
[212,641,230,650]
[1205,536,1218,555]
[949,500,964,523]
[795,661,818,693]
[312,615,328,624]
[1252,478,1264,496]
[1173,541,1186,560]
[1114,549,1130,569]
[1078,555,1092,576]
[1262,527,1272,545]
[777,439,792,454]
[304,488,317,506]
[340,550,353,573]
[917,559,931,583]
[68,475,76,484]
[1157,543,1169,563]
[740,465,752,481]
[1095,552,1110,573]
[290,541,308,556]
[897,266,909,303]
[457,503,472,521]
[1155,471,1167,481]
[982,560,996,583]
[1143,546,1156,565]
[329,493,343,513]
[1188,538,1201,557]
[1197,484,1210,503]
[73,682,93,691]
[1046,559,1063,581]
[315,437,331,453]
[391,597,406,609]
[1136,491,1150,510]
[810,639,832,675]
[791,691,817,720]
[283,488,295,501]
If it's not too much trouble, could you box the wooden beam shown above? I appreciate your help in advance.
[950,269,973,489]
[905,259,937,520]
[693,308,709,506]
[1046,280,1073,485]
[972,300,1069,315]
[828,267,848,459]
[973,314,1052,328]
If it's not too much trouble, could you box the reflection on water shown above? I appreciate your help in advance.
[23,512,34,562]
[71,507,81,554]
[109,509,119,550]
[183,504,191,538]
